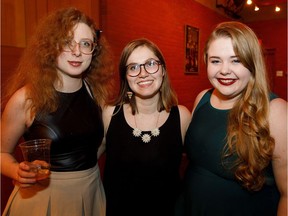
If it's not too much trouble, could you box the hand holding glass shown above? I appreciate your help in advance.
[19,139,52,180]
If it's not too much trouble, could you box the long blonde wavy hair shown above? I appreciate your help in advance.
[204,21,275,191]
[2,7,114,115]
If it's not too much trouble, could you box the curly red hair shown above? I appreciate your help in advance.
[2,7,114,114]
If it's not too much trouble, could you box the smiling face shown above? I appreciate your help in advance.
[126,46,164,100]
[56,22,94,81]
[207,37,252,101]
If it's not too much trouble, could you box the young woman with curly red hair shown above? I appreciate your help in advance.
[1,7,114,216]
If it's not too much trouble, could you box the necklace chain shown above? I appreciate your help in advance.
[133,112,161,143]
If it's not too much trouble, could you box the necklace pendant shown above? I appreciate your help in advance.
[132,127,160,143]
[133,128,142,137]
[142,134,151,143]
[133,112,161,143]
[151,128,160,137]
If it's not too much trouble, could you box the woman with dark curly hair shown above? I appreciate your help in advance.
[1,7,114,216]
[178,21,287,216]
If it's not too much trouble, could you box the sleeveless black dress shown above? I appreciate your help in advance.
[24,84,104,171]
[104,105,183,216]
[179,89,280,216]
[3,84,106,216]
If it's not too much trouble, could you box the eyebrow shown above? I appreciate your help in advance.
[208,55,239,59]
[208,56,220,59]
[126,58,157,66]
[78,38,94,41]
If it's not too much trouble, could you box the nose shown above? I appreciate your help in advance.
[71,43,81,56]
[138,64,149,77]
[220,62,231,75]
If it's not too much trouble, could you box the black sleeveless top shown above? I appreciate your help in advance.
[24,84,104,171]
[104,105,183,216]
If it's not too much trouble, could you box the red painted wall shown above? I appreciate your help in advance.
[100,0,287,109]
[100,0,230,110]
[248,19,287,100]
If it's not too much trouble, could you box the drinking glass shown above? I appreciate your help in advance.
[19,139,52,180]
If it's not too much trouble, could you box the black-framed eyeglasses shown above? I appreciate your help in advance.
[63,38,97,55]
[126,59,162,77]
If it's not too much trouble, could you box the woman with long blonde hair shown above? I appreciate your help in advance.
[178,21,287,216]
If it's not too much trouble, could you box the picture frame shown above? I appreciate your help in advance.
[185,25,199,74]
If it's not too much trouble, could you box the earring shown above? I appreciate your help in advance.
[127,91,133,100]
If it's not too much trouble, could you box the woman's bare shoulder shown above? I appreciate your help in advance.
[4,86,30,112]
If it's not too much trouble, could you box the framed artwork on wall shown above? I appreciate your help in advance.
[185,25,199,74]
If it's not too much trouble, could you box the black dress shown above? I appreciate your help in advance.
[179,89,280,216]
[104,105,183,216]
[24,83,104,171]
[3,84,106,216]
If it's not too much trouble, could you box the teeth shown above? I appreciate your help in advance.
[220,79,234,83]
[138,81,152,85]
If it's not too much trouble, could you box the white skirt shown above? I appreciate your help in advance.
[3,164,106,216]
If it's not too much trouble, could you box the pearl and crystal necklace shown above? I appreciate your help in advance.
[132,111,161,143]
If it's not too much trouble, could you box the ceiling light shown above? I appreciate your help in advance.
[254,6,259,11]
[275,6,280,12]
[247,0,252,5]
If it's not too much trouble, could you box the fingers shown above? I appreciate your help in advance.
[13,179,36,188]
[32,160,51,169]
[19,162,38,177]
[15,162,37,187]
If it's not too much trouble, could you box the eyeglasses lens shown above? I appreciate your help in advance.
[127,59,161,77]
[63,39,95,54]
